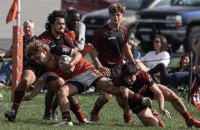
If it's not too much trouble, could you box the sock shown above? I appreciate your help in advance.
[182,111,190,121]
[124,114,132,124]
[44,90,56,115]
[91,103,102,115]
[12,90,25,113]
[52,95,59,112]
[70,103,85,122]
[62,111,71,121]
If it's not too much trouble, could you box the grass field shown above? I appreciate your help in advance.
[0,87,200,130]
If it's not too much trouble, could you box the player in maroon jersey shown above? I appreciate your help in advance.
[115,62,200,128]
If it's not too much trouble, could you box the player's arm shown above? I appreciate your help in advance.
[123,42,135,63]
[69,48,82,67]
[89,48,111,76]
[24,73,48,101]
[76,23,86,51]
[150,83,171,118]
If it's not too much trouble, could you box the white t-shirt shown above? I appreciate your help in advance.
[140,51,170,69]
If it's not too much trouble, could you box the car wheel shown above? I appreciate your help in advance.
[184,26,200,54]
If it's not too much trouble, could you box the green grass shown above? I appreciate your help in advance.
[0,88,200,130]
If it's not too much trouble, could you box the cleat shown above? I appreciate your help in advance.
[4,111,16,122]
[52,111,58,122]
[43,114,53,121]
[186,117,200,128]
[55,119,73,126]
[79,118,93,124]
[152,110,165,128]
[90,113,100,122]
[124,114,132,124]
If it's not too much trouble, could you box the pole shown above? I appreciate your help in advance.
[188,52,193,102]
[17,0,20,26]
[11,0,23,101]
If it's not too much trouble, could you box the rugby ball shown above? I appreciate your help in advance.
[58,55,75,73]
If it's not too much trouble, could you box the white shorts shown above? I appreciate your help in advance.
[69,70,100,88]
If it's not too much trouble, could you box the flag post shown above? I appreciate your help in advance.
[11,0,23,101]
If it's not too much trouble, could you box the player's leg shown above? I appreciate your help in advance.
[129,99,164,127]
[57,81,82,126]
[90,91,112,122]
[137,108,159,127]
[158,84,200,127]
[5,69,36,122]
[116,95,132,124]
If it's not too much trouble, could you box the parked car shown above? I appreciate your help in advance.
[61,0,118,17]
[135,0,200,53]
[81,0,170,45]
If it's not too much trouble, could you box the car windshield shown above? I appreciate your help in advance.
[119,0,151,10]
[171,0,200,6]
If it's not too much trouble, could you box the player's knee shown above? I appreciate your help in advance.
[16,78,29,90]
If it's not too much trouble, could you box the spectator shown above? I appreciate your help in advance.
[0,20,37,87]
[136,35,170,72]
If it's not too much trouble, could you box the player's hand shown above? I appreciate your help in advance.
[59,62,74,72]
[47,60,58,69]
[23,95,32,101]
[142,97,152,108]
[160,108,171,118]
[98,66,111,76]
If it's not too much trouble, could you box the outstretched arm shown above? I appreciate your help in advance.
[150,83,171,118]
[24,73,48,101]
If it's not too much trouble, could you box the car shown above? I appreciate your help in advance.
[81,0,170,45]
[61,0,118,17]
[135,0,200,53]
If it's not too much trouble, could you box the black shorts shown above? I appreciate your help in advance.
[128,99,147,114]
[23,61,47,85]
[129,89,154,114]
[44,73,85,93]
[67,81,85,93]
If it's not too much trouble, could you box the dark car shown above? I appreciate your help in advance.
[61,0,118,17]
[81,0,170,45]
[135,0,200,53]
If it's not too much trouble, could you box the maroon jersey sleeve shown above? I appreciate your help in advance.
[136,70,154,88]
[120,25,128,43]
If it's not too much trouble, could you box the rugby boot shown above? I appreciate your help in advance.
[90,112,100,122]
[186,117,200,128]
[4,110,16,122]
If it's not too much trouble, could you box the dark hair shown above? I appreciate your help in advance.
[154,35,168,52]
[108,3,126,15]
[121,62,138,76]
[66,8,80,16]
[178,53,190,70]
[45,10,66,31]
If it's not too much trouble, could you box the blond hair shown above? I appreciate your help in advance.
[25,40,50,60]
